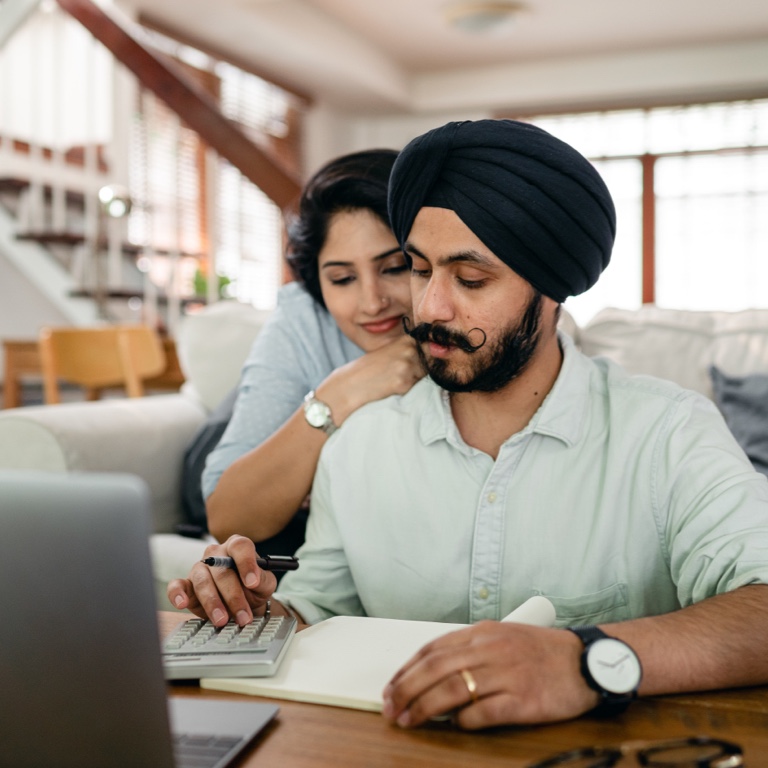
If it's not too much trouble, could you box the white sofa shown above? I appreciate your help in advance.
[2,301,768,607]
[0,300,271,608]
[575,305,768,399]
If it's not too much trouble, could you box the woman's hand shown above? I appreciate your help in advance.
[167,535,278,627]
[381,622,596,729]
[318,335,425,424]
[206,337,423,544]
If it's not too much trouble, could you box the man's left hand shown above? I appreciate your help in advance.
[381,621,597,729]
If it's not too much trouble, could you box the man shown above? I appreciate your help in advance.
[170,119,768,730]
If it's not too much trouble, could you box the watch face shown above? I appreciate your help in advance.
[305,401,330,428]
[586,637,642,694]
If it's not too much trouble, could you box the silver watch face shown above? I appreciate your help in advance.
[586,637,642,694]
[305,400,331,428]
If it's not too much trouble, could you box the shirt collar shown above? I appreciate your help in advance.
[417,331,590,450]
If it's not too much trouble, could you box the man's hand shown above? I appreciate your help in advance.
[167,535,277,627]
[381,622,597,730]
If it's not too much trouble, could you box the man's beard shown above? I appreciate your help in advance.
[405,291,543,393]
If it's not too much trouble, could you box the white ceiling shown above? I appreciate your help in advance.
[310,0,768,70]
[128,0,768,112]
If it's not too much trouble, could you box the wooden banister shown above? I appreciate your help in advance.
[55,0,302,211]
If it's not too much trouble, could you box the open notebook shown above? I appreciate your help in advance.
[0,470,279,768]
[201,596,555,711]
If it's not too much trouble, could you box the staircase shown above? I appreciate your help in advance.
[0,0,301,382]
[0,192,98,327]
[0,136,202,332]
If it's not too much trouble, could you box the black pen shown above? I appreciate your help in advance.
[201,554,299,572]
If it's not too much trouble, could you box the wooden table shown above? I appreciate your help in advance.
[2,336,184,408]
[160,614,768,767]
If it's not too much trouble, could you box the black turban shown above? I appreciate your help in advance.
[388,119,616,303]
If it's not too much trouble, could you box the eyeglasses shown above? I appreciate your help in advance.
[528,736,743,768]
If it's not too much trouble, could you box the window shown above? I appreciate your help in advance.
[130,28,299,311]
[215,62,291,309]
[518,100,768,325]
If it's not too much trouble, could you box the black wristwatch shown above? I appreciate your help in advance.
[568,625,642,716]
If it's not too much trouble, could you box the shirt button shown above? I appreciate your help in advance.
[487,492,497,503]
[478,587,489,600]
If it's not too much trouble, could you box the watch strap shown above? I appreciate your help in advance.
[569,625,608,644]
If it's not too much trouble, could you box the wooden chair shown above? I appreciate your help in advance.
[38,325,167,405]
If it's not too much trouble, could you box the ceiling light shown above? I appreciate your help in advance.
[443,1,527,35]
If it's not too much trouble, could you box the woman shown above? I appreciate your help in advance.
[202,149,423,549]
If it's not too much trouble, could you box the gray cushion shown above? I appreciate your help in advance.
[178,385,309,560]
[180,387,238,532]
[709,365,768,478]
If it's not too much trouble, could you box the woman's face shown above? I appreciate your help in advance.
[318,208,412,352]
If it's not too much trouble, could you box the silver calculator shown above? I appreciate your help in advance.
[163,613,297,680]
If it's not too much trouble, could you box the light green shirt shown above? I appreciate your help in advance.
[276,334,768,627]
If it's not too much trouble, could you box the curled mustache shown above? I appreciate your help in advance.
[402,317,487,353]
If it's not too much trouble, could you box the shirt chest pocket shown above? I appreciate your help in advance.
[532,583,630,627]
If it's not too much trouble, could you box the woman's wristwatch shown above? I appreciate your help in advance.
[303,390,337,436]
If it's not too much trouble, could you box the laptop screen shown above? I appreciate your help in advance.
[0,471,277,768]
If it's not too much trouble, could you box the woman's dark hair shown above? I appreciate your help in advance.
[285,148,398,309]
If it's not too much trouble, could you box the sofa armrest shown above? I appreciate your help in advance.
[0,394,207,533]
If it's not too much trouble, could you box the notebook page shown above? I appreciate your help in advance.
[200,596,555,711]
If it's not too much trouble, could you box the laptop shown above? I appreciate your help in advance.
[0,470,279,768]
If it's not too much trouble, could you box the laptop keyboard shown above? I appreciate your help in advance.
[163,615,296,679]
[173,732,248,768]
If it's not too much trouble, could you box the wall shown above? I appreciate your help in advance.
[0,256,71,334]
[409,39,768,114]
[0,255,73,382]
[0,204,99,382]
[301,38,768,172]
[302,105,491,175]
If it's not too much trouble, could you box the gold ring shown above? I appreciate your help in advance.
[459,668,478,704]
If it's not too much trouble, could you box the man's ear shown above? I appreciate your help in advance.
[542,297,562,337]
